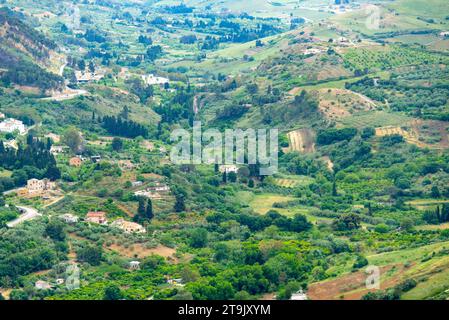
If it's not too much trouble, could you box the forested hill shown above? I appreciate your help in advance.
[0,7,64,91]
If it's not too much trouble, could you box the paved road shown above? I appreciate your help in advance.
[6,206,42,228]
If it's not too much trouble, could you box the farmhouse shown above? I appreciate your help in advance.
[0,112,5,119]
[27,179,56,194]
[131,181,144,187]
[85,212,108,225]
[111,218,146,233]
[440,31,449,37]
[142,74,169,86]
[0,118,26,134]
[60,214,79,224]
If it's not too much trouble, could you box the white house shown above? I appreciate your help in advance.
[142,74,169,86]
[35,280,52,290]
[219,165,239,174]
[0,118,26,134]
[0,112,5,119]
[290,289,308,300]
[50,145,67,155]
[60,214,79,224]
[129,261,141,270]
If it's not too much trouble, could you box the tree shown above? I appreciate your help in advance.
[45,220,66,241]
[332,213,361,231]
[431,185,441,198]
[78,59,86,71]
[290,214,312,232]
[145,199,154,221]
[248,179,255,188]
[189,228,208,248]
[111,137,123,151]
[77,246,103,265]
[174,194,186,212]
[103,285,123,300]
[63,127,84,153]
[88,61,95,73]
[135,197,146,221]
[400,218,414,232]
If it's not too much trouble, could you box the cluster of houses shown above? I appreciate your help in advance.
[134,182,171,200]
[0,118,27,135]
[60,211,146,234]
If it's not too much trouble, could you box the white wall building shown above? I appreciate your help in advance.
[0,118,27,134]
[142,74,169,86]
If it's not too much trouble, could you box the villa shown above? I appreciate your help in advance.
[85,212,108,225]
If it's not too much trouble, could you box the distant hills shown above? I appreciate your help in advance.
[0,7,64,92]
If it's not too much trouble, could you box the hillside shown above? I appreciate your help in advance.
[0,7,64,92]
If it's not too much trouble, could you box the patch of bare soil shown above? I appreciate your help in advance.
[286,128,316,153]
[308,264,408,300]
[107,243,177,262]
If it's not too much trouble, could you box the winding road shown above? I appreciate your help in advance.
[6,206,42,228]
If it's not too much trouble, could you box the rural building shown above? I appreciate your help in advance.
[27,178,56,194]
[0,118,26,134]
[142,74,169,86]
[69,157,83,167]
[75,71,105,83]
[303,48,323,55]
[166,277,184,286]
[131,181,144,187]
[85,212,108,225]
[4,139,18,150]
[290,289,308,300]
[35,280,52,290]
[134,182,170,199]
[91,155,102,163]
[60,214,79,224]
[0,112,5,119]
[50,145,67,155]
[129,261,141,270]
[440,31,449,37]
[111,218,146,234]
[219,165,239,174]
